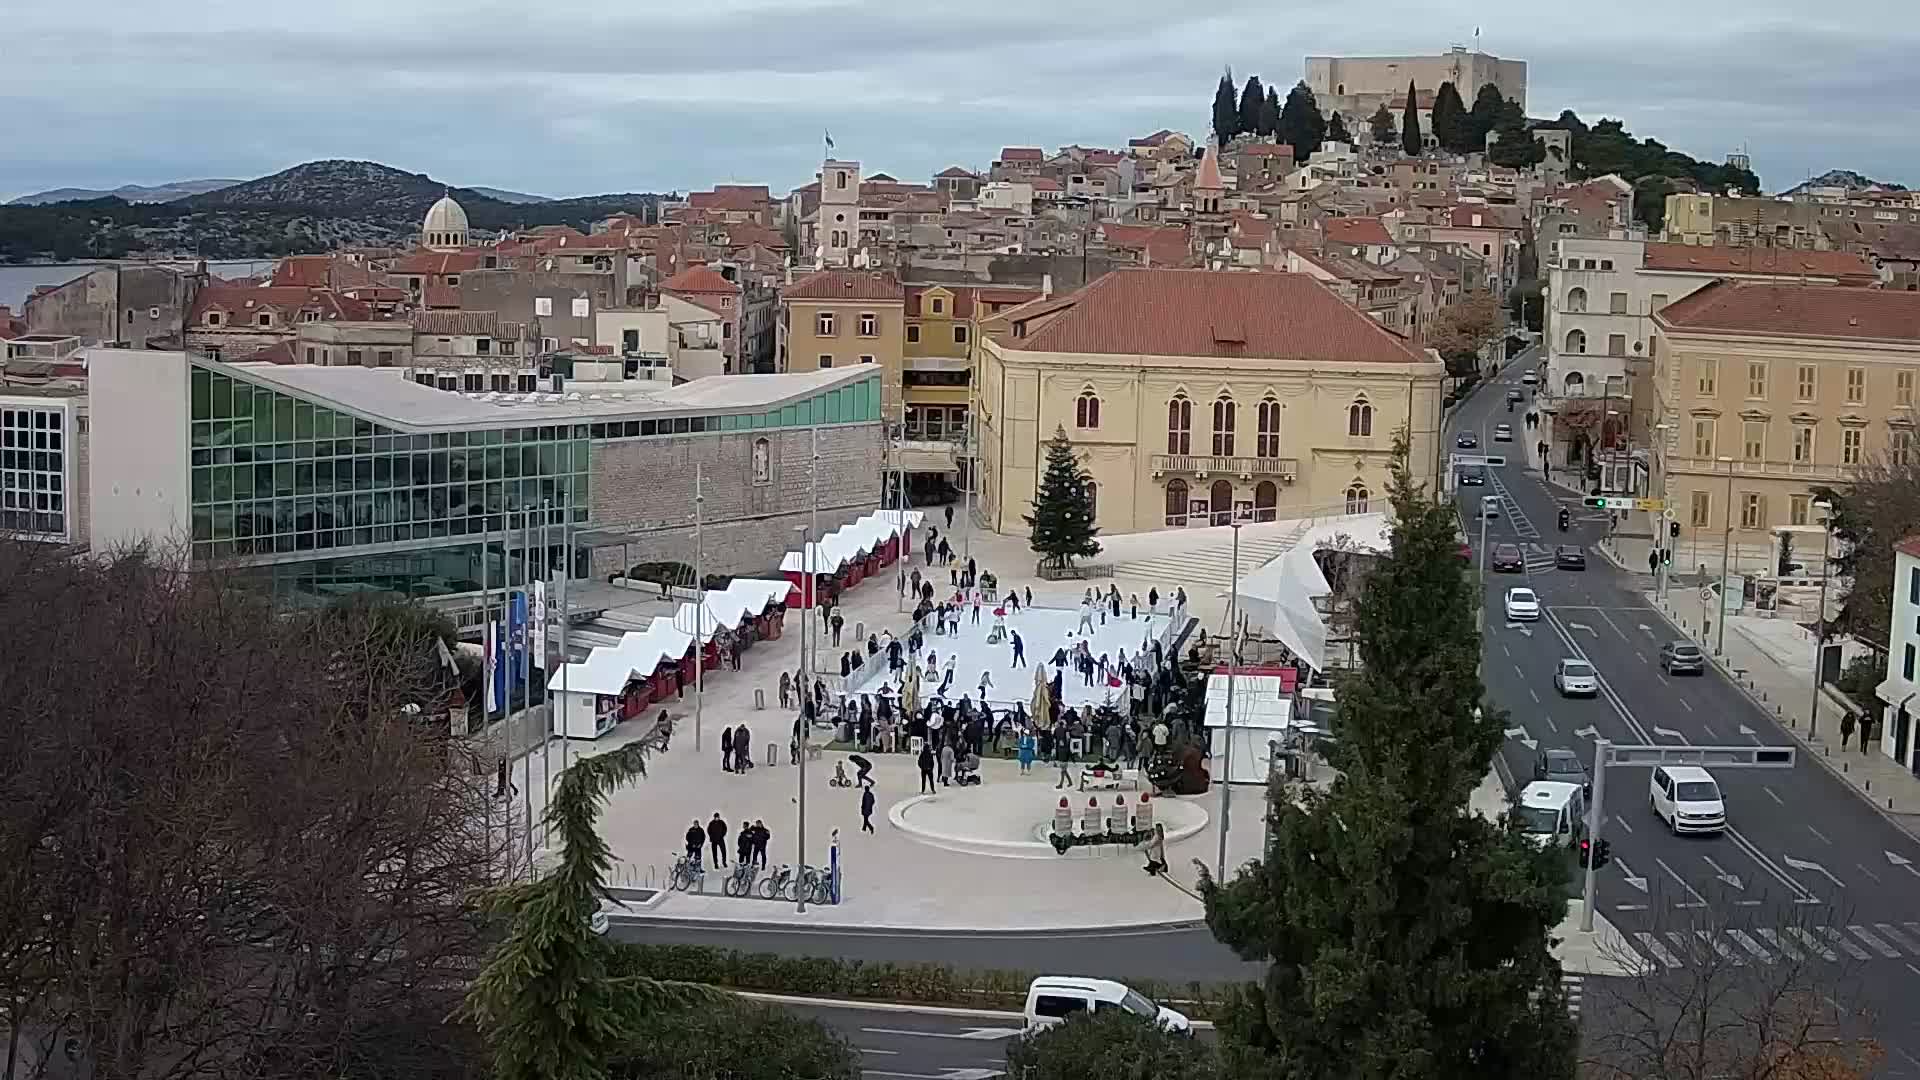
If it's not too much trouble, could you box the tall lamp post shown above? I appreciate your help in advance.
[1215,519,1242,882]
[1716,455,1735,656]
[1810,500,1833,737]
[1653,423,1672,598]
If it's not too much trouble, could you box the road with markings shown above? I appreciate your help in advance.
[1453,350,1920,1075]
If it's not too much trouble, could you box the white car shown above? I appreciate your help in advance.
[1650,765,1726,835]
[1504,587,1540,621]
[1481,495,1501,519]
[1023,977,1191,1035]
[1493,423,1514,442]
[1553,658,1598,697]
[1521,371,1539,386]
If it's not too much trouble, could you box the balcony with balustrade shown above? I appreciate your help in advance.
[1149,453,1299,482]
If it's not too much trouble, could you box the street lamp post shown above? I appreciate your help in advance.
[1716,455,1735,656]
[1653,423,1672,598]
[1810,501,1833,737]
[1215,520,1242,882]
[797,425,820,914]
[693,465,705,754]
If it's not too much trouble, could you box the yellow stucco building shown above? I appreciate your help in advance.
[778,270,907,411]
[974,268,1448,535]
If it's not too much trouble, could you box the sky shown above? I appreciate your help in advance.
[3,0,1917,202]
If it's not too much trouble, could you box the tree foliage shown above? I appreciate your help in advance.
[1239,75,1267,140]
[1213,71,1240,146]
[1812,453,1920,645]
[1007,1010,1221,1080]
[0,544,493,1080]
[1026,428,1102,569]
[1468,83,1521,148]
[1262,86,1282,139]
[1488,127,1547,170]
[1531,110,1762,227]
[1368,104,1397,146]
[1198,436,1577,1080]
[1278,81,1327,164]
[1400,82,1424,156]
[1326,111,1351,145]
[1428,291,1503,374]
[607,1000,858,1080]
[1431,82,1471,153]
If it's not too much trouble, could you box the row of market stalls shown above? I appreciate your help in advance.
[549,579,792,739]
[779,510,925,609]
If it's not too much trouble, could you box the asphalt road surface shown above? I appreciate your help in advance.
[1453,349,1920,1076]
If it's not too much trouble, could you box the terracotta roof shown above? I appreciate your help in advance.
[1195,149,1224,191]
[413,310,501,336]
[423,284,462,309]
[1031,178,1062,192]
[660,264,740,295]
[904,284,1044,318]
[188,284,371,324]
[782,269,905,302]
[271,255,332,288]
[999,268,1428,363]
[1641,242,1877,283]
[1085,150,1124,166]
[1822,221,1920,262]
[998,147,1044,162]
[1324,217,1393,246]
[1655,280,1920,343]
[688,187,769,212]
[390,250,485,275]
[936,166,975,179]
[1444,205,1524,230]
[1097,223,1192,267]
[1128,129,1179,147]
[1238,143,1295,158]
[250,341,298,365]
[1230,213,1274,242]
[1293,248,1402,284]
[1895,535,1920,561]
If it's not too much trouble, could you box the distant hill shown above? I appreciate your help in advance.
[1777,169,1909,197]
[182,160,501,220]
[469,186,551,204]
[8,179,242,205]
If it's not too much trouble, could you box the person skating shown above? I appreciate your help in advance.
[1018,727,1036,772]
[978,669,994,699]
[944,503,955,528]
[1011,630,1026,668]
[1142,822,1168,876]
[850,752,874,787]
[1078,596,1096,634]
[683,820,706,868]
[918,743,936,793]
[860,785,877,834]
[707,813,729,866]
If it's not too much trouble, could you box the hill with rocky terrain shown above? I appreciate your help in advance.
[8,179,242,205]
[1777,169,1908,197]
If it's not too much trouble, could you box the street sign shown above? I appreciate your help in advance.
[1634,498,1666,512]
[1450,454,1508,468]
[1582,496,1636,510]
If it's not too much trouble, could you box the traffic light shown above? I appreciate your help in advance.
[1662,547,1673,566]
[1582,497,1608,509]
[1577,838,1592,867]
[1670,520,1681,539]
[1593,839,1612,870]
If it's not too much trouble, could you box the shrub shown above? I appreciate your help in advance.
[611,998,858,1080]
[1006,1010,1221,1080]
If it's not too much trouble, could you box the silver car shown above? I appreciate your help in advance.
[1553,658,1598,697]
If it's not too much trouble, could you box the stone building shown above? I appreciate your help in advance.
[25,264,204,349]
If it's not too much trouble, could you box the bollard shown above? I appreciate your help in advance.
[1135,792,1154,831]
[755,688,766,710]
[1053,797,1073,837]
[767,742,778,767]
[1081,797,1101,836]
[1107,795,1127,834]
[1865,780,1872,793]
[1842,761,1848,773]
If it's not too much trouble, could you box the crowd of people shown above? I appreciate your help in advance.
[682,813,771,870]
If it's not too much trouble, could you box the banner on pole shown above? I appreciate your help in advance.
[485,621,502,713]
[531,580,548,673]
[509,591,528,684]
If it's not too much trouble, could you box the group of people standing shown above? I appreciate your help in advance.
[684,813,770,869]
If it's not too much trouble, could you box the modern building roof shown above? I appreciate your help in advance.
[782,269,905,302]
[1654,280,1920,344]
[995,268,1430,363]
[215,358,880,432]
[1640,242,1877,283]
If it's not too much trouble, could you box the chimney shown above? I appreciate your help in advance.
[1041,273,1053,298]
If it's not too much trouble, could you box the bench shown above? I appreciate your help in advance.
[1078,765,1140,792]
[1035,562,1115,581]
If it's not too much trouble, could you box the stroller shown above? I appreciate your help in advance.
[952,751,983,787]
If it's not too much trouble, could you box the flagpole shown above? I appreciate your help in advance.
[694,464,706,756]
[538,500,551,853]
[798,422,819,913]
[518,510,533,875]
[557,508,571,791]
[481,521,504,880]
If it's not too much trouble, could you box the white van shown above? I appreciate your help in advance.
[1022,977,1191,1035]
[1514,780,1587,850]
[1650,765,1726,834]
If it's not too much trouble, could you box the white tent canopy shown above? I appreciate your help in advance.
[779,510,924,573]
[1202,673,1297,784]
[1232,512,1393,674]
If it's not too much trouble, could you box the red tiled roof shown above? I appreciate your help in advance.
[660,264,740,294]
[414,310,500,336]
[423,284,462,309]
[783,270,905,302]
[1128,129,1179,148]
[1085,150,1124,166]
[390,250,485,275]
[1031,178,1062,192]
[1641,242,1876,284]
[188,284,371,324]
[999,268,1428,363]
[936,166,975,179]
[1324,217,1393,246]
[250,341,298,364]
[1895,535,1920,561]
[1097,223,1192,267]
[998,147,1044,162]
[688,187,769,212]
[904,284,1044,319]
[271,255,331,288]
[1444,205,1523,230]
[1196,149,1223,191]
[1655,280,1920,343]
[1239,143,1295,158]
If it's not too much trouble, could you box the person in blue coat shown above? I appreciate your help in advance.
[1017,727,1037,772]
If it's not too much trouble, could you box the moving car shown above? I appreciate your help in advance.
[1493,423,1514,442]
[1554,544,1586,570]
[1649,765,1726,835]
[1491,543,1525,573]
[1480,495,1501,518]
[1506,389,1524,404]
[1503,586,1541,620]
[1456,431,1479,449]
[1459,464,1487,486]
[1515,780,1587,850]
[1023,977,1192,1035]
[1533,747,1592,796]
[1659,640,1706,675]
[1522,371,1539,386]
[1553,658,1599,697]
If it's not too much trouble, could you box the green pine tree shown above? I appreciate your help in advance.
[1432,81,1470,153]
[1213,71,1240,146]
[1326,110,1351,145]
[1239,75,1267,141]
[1278,81,1327,164]
[1488,125,1547,170]
[1262,86,1282,137]
[1025,428,1102,570]
[1200,433,1578,1080]
[1401,81,1424,156]
[1467,82,1509,148]
[1367,103,1397,145]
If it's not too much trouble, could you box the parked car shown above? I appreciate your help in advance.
[1553,658,1599,697]
[1533,747,1591,795]
[1459,465,1487,486]
[1649,765,1726,835]
[1493,423,1514,442]
[1491,543,1525,573]
[1504,586,1541,621]
[1659,640,1706,675]
[1023,977,1192,1035]
[1456,431,1479,449]
[1554,544,1586,570]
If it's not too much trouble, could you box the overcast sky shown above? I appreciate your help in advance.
[3,0,1916,202]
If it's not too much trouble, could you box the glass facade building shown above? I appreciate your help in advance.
[0,400,72,541]
[183,360,881,600]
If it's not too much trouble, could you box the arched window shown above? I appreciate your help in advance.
[1346,481,1371,515]
[1566,328,1587,354]
[1256,396,1281,457]
[1566,287,1588,313]
[1164,479,1189,526]
[1166,395,1192,455]
[1564,371,1586,395]
[751,437,772,485]
[1254,480,1278,522]
[1347,397,1373,437]
[1209,480,1234,526]
[1085,480,1098,523]
[1212,394,1236,456]
[1075,390,1101,429]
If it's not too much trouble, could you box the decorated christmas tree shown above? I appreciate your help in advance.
[1025,428,1102,571]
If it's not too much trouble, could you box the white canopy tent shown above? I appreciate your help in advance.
[549,620,695,739]
[777,510,925,575]
[1231,512,1393,674]
[1202,673,1296,785]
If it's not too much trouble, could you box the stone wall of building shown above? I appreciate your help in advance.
[25,266,199,349]
[586,421,884,578]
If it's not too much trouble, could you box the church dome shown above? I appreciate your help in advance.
[422,195,470,249]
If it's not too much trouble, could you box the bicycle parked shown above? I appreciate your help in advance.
[668,852,705,892]
[722,859,759,897]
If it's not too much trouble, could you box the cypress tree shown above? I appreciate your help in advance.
[1326,111,1351,145]
[1200,435,1578,1080]
[1239,75,1266,141]
[1213,71,1239,146]
[1367,103,1397,146]
[1025,428,1101,571]
[1468,82,1509,148]
[1432,81,1469,153]
[1262,86,1282,137]
[1400,81,1424,156]
[1278,81,1328,164]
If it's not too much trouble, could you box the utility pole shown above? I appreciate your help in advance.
[694,464,706,753]
[1215,520,1242,881]
[798,423,820,913]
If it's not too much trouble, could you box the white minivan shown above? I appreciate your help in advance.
[1514,780,1587,850]
[1650,765,1726,834]
[1022,977,1191,1035]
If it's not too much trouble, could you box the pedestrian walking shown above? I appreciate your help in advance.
[1647,549,1659,575]
[910,568,921,598]
[1011,630,1026,667]
[495,756,516,799]
[944,504,955,528]
[830,609,844,647]
[860,786,877,833]
[750,820,769,867]
[707,813,729,866]
[918,744,936,793]
[1840,711,1856,750]
[938,740,955,785]
[1148,586,1159,611]
[720,725,735,773]
[1860,715,1875,754]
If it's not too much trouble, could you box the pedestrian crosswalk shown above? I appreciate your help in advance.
[1623,922,1920,971]
[1562,973,1584,1020]
[1521,542,1559,574]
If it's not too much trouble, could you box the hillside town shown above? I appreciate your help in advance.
[5,40,1920,1080]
